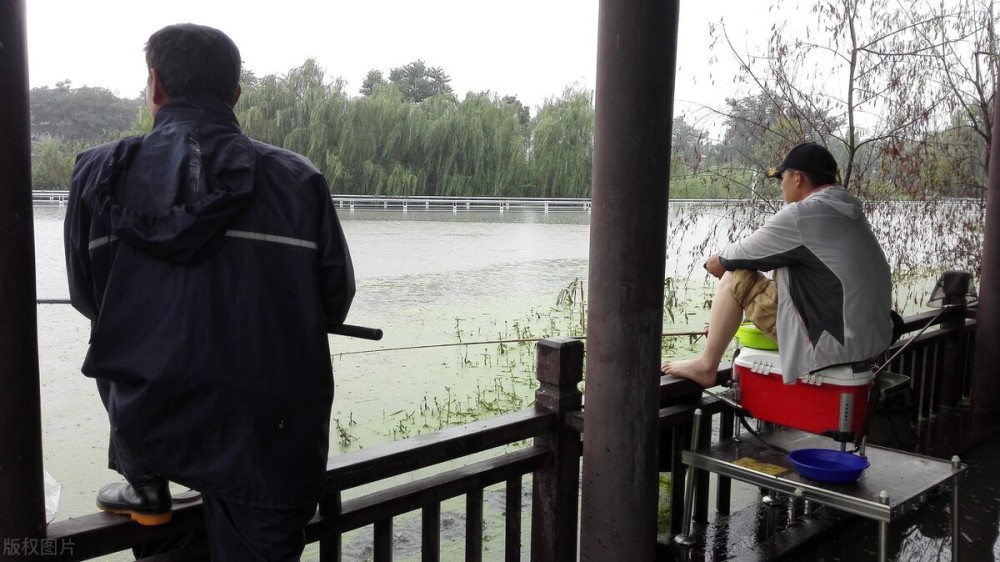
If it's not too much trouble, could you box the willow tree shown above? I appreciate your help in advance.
[236,59,586,198]
[238,60,352,188]
[530,87,594,198]
[332,86,533,196]
[419,92,531,196]
[335,85,414,194]
[306,90,352,187]
[238,74,289,147]
[238,60,338,159]
[30,137,81,190]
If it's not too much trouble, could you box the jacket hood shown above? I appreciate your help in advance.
[93,95,254,264]
[807,184,863,220]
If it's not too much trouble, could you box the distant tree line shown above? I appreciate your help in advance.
[28,60,595,198]
[235,59,592,197]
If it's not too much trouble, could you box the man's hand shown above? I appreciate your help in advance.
[704,255,725,279]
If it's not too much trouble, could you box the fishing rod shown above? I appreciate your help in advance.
[332,329,708,356]
[40,299,704,349]
[36,298,383,341]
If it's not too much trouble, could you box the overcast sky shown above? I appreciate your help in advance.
[26,1,773,120]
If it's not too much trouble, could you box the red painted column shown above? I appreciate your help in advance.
[972,78,1000,414]
[0,0,47,546]
[580,0,679,559]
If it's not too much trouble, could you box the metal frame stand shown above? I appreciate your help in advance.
[674,426,967,562]
[673,408,702,546]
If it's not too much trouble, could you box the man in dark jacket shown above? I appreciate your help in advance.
[65,23,355,560]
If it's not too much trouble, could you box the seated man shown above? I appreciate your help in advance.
[662,142,893,387]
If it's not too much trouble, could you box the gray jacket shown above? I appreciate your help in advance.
[720,185,892,383]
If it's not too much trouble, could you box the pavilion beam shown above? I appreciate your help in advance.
[0,0,47,544]
[580,0,679,559]
[972,76,1000,414]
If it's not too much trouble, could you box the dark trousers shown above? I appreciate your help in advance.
[97,379,164,486]
[202,495,316,562]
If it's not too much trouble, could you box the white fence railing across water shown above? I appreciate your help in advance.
[329,195,593,213]
[31,191,729,212]
[33,191,595,213]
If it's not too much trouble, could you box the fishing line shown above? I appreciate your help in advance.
[39,297,706,355]
[334,330,707,356]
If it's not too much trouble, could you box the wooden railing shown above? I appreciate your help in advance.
[43,338,584,561]
[40,307,976,561]
[882,307,976,420]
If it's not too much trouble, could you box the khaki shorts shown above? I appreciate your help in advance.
[731,269,778,340]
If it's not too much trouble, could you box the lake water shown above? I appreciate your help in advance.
[35,205,609,526]
[29,201,954,559]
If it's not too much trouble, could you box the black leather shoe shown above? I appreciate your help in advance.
[97,481,173,526]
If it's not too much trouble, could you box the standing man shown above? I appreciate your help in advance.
[662,142,892,386]
[65,23,355,560]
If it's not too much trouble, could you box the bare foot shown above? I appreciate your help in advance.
[660,357,718,387]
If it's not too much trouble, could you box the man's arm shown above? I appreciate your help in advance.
[717,205,807,272]
[64,153,99,322]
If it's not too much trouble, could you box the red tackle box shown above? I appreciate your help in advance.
[733,349,875,442]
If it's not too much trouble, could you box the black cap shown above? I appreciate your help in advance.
[765,142,838,181]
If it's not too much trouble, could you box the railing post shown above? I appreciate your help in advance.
[531,337,583,562]
[0,1,48,551]
[318,493,342,562]
[937,271,972,409]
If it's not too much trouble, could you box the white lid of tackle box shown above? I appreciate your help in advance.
[734,350,873,386]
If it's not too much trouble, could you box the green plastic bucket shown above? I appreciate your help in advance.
[735,323,778,350]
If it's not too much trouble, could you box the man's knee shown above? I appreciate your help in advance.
[723,269,777,337]
[714,270,737,298]
[729,269,769,304]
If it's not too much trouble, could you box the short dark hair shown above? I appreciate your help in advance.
[800,169,836,188]
[145,24,241,104]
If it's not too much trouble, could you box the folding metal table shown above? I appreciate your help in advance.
[675,417,967,561]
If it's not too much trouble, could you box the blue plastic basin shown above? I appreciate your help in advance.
[787,448,870,484]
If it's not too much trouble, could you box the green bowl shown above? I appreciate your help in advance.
[736,323,778,350]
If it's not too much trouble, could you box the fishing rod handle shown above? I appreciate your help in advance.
[330,324,383,341]
[38,299,382,341]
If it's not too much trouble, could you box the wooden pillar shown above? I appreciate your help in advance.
[580,0,679,559]
[531,337,584,562]
[972,78,1000,415]
[0,0,48,545]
